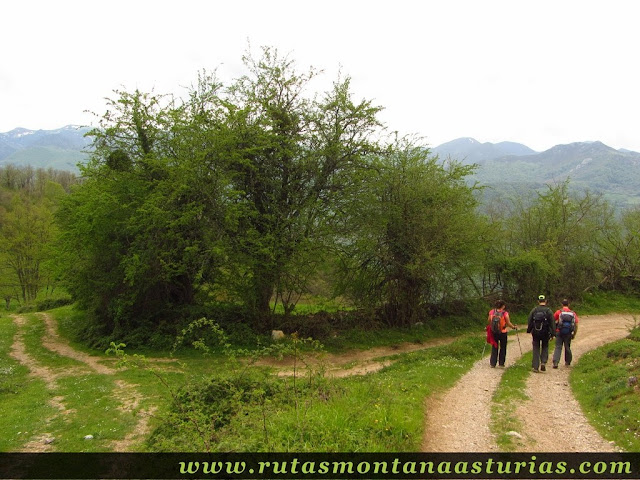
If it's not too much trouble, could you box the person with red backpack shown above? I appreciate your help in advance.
[527,294,555,372]
[487,299,517,367]
[552,299,579,368]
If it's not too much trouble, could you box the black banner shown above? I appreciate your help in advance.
[1,453,640,479]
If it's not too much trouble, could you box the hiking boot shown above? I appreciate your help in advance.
[540,364,546,372]
[532,368,539,373]
[553,364,558,369]
[565,363,571,367]
[498,364,505,368]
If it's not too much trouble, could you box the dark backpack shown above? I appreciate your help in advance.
[559,311,576,335]
[490,310,504,336]
[532,309,549,337]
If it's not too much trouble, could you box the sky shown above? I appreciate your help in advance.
[2,0,639,152]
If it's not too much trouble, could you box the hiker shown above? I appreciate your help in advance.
[552,299,579,368]
[487,299,517,367]
[526,294,555,372]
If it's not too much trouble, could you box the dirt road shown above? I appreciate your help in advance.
[421,314,634,452]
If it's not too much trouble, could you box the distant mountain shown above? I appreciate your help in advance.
[432,137,537,164]
[435,138,640,210]
[2,127,640,210]
[0,126,91,172]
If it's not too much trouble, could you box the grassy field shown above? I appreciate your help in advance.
[2,290,639,452]
[571,327,640,451]
[0,306,485,452]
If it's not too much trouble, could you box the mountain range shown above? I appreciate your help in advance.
[2,126,640,209]
[0,126,92,172]
[432,137,640,209]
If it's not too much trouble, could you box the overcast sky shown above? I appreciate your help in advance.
[2,0,639,152]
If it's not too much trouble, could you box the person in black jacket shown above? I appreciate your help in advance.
[527,295,555,372]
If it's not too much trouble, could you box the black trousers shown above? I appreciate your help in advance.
[490,331,508,366]
[531,334,551,370]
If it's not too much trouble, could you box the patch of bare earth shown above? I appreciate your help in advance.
[9,314,157,452]
[421,314,634,452]
[110,380,158,451]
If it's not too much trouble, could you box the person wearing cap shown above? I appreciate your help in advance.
[526,294,555,372]
[552,299,579,368]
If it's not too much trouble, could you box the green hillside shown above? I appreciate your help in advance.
[0,146,87,172]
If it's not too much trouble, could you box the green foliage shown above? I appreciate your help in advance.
[484,180,612,307]
[595,208,640,292]
[0,192,57,303]
[335,140,484,326]
[488,249,550,309]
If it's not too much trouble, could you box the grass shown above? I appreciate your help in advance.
[490,351,531,451]
[321,314,484,353]
[576,291,640,316]
[571,327,640,451]
[146,335,484,452]
[0,309,225,452]
[3,297,640,453]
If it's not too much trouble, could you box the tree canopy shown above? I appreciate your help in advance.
[39,47,640,345]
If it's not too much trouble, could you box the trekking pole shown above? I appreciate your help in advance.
[514,327,523,355]
[481,340,487,360]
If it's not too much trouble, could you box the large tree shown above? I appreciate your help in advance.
[215,48,383,322]
[55,93,226,335]
[334,139,484,326]
[54,47,385,335]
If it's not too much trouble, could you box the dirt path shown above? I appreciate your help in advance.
[39,313,115,375]
[421,314,634,452]
[9,315,74,452]
[9,311,634,452]
[256,336,456,377]
[9,314,155,452]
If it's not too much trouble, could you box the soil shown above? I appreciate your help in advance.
[9,311,635,452]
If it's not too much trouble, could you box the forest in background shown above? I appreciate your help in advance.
[1,48,640,349]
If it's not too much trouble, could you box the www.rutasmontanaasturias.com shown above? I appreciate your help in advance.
[177,455,634,478]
